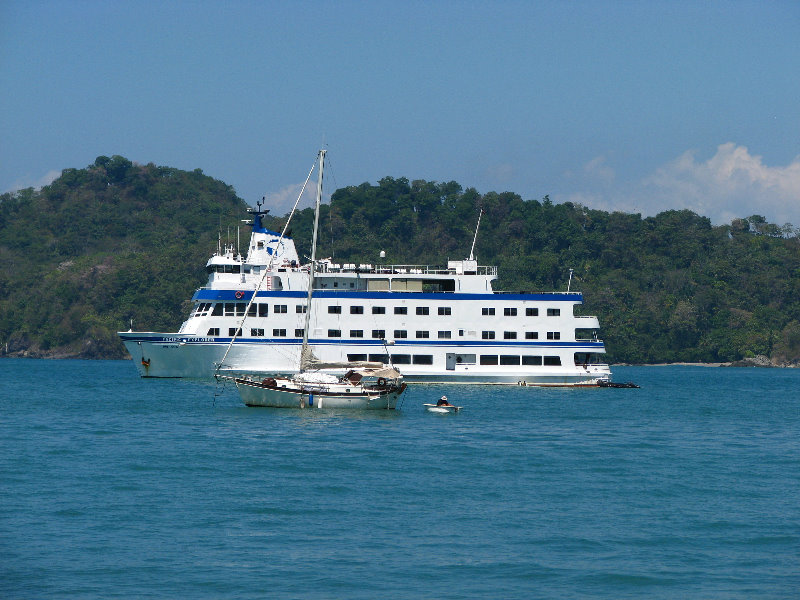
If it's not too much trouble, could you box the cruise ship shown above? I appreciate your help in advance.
[119,204,612,385]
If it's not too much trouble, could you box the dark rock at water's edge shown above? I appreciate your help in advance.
[725,355,800,368]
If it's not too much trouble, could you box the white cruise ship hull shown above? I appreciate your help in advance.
[120,331,610,385]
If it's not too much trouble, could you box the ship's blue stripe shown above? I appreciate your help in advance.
[192,289,583,302]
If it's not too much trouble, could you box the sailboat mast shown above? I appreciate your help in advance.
[300,149,325,370]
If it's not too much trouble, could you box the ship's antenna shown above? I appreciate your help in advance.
[469,207,483,261]
[567,268,574,292]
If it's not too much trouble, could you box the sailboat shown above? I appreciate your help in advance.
[218,150,406,409]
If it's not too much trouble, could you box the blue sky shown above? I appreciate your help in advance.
[2,1,799,226]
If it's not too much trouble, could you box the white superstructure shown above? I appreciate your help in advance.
[119,200,611,385]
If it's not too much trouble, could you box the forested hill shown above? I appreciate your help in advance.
[0,156,247,358]
[1,158,799,364]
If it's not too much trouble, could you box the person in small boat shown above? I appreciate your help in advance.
[436,396,452,406]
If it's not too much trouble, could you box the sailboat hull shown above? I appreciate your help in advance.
[232,377,405,409]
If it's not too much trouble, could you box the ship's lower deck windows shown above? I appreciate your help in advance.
[547,308,561,316]
[500,355,520,365]
[503,331,517,339]
[369,353,390,363]
[480,355,498,365]
[415,331,429,339]
[525,332,538,340]
[251,328,264,337]
[328,329,341,337]
[275,304,288,313]
[207,328,220,336]
[482,331,495,339]
[350,330,364,338]
[391,354,411,364]
[547,331,561,340]
[259,304,268,317]
[438,306,452,316]
[295,329,303,337]
[522,356,542,366]
[394,330,408,338]
[438,331,451,339]
[228,328,242,336]
[273,329,287,337]
[544,356,562,366]
[526,308,539,316]
[347,354,368,362]
[371,329,385,339]
[413,355,433,365]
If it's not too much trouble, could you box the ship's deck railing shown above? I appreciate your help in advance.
[575,338,604,343]
[316,263,498,277]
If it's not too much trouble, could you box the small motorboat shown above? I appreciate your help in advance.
[424,396,462,413]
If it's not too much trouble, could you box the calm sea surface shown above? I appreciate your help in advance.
[1,359,798,599]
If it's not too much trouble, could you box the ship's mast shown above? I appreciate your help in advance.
[300,149,325,372]
[469,208,483,261]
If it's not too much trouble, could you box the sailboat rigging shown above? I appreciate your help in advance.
[217,150,406,409]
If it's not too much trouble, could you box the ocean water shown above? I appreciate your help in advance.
[1,360,798,599]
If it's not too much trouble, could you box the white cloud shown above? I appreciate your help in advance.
[562,144,800,226]
[260,181,320,216]
[6,169,61,193]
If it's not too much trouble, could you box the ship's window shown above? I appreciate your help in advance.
[212,303,223,316]
[525,332,538,340]
[371,329,386,339]
[273,329,287,337]
[251,328,264,337]
[295,329,303,337]
[235,303,246,316]
[369,353,390,364]
[228,328,242,336]
[482,331,495,339]
[207,328,220,336]
[394,306,407,315]
[394,330,408,338]
[224,303,235,316]
[328,306,342,314]
[258,304,268,317]
[522,355,543,366]
[482,307,495,316]
[504,308,517,316]
[391,354,411,364]
[274,304,287,314]
[413,355,433,365]
[500,355,520,365]
[526,308,539,317]
[544,356,562,366]
[416,307,429,316]
[296,304,307,313]
[480,355,498,365]
[350,306,364,314]
[504,331,517,339]
[350,330,364,338]
[248,304,257,317]
[547,331,561,340]
[328,329,341,337]
[347,354,368,362]
[547,308,561,317]
[438,306,451,316]
[334,281,338,288]
[459,329,464,336]
[415,330,429,339]
[438,331,451,339]
[372,306,386,315]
